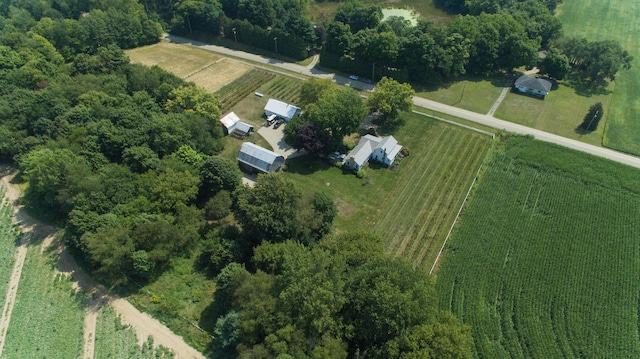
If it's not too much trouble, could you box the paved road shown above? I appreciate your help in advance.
[164,34,640,170]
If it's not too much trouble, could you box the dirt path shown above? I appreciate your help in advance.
[0,166,206,359]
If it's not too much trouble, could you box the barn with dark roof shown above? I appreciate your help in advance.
[237,142,285,174]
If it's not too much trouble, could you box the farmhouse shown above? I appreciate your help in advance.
[220,112,254,138]
[264,99,300,121]
[237,142,285,174]
[514,74,553,97]
[346,134,402,171]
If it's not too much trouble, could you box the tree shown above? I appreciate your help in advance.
[299,77,335,109]
[86,225,135,283]
[205,190,233,220]
[304,87,366,149]
[200,155,242,198]
[366,76,414,124]
[539,47,570,79]
[293,122,329,157]
[579,102,604,132]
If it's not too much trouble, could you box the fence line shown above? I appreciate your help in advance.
[429,163,483,275]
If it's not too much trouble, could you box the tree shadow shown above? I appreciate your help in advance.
[574,125,594,135]
[562,74,612,97]
[285,156,353,176]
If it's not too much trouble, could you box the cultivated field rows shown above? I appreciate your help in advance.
[0,192,18,311]
[437,150,640,358]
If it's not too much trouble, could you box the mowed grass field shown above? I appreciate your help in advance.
[185,59,252,93]
[494,77,613,146]
[287,112,491,271]
[0,191,19,308]
[556,0,640,155]
[415,74,505,114]
[126,41,220,78]
[2,244,85,358]
[436,136,640,358]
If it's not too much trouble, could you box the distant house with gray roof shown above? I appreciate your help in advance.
[514,74,553,97]
[346,134,402,171]
[237,142,285,174]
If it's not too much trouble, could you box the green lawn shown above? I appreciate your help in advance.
[436,136,640,358]
[494,76,613,146]
[2,244,85,359]
[286,111,491,271]
[556,0,640,155]
[415,74,506,114]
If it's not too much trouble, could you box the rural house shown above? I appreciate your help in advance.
[514,74,553,98]
[346,134,402,171]
[264,99,301,121]
[220,112,254,138]
[237,142,285,174]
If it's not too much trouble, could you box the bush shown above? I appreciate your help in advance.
[356,168,367,178]
[400,146,410,157]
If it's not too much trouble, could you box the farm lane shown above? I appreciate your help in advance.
[164,34,640,169]
[0,166,206,359]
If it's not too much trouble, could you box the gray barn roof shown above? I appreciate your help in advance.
[237,142,284,173]
[515,75,552,93]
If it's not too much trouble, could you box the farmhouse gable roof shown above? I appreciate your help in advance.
[220,112,241,130]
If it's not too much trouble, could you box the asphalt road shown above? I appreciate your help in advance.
[164,34,640,170]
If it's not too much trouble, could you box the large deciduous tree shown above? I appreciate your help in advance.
[366,76,414,124]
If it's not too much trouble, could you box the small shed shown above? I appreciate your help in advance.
[264,99,300,121]
[514,75,553,98]
[220,112,254,138]
[237,142,285,174]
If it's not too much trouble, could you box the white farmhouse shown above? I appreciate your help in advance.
[346,134,402,171]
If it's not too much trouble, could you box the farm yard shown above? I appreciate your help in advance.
[557,0,640,155]
[1,245,85,358]
[415,75,505,115]
[126,41,220,78]
[436,136,640,358]
[0,191,18,308]
[287,112,492,271]
[215,69,275,112]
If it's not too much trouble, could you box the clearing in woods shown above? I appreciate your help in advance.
[126,41,220,78]
[436,136,640,358]
[286,112,491,271]
[556,0,640,155]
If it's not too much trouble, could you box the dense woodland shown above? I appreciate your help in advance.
[0,0,474,358]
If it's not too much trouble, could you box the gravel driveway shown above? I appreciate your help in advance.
[257,123,306,159]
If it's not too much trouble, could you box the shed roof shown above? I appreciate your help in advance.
[237,142,284,173]
[235,122,254,134]
[264,99,300,120]
[515,75,552,93]
[220,112,240,129]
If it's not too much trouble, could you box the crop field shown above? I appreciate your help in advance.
[95,306,174,359]
[0,191,19,308]
[1,245,85,358]
[186,59,252,93]
[494,78,612,146]
[216,69,275,112]
[125,41,220,78]
[415,75,505,114]
[287,112,491,271]
[258,76,302,104]
[556,0,640,155]
[436,136,640,358]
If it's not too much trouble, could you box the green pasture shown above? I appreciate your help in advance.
[95,306,175,358]
[286,111,491,271]
[557,0,640,155]
[2,244,85,359]
[437,136,640,358]
[415,74,506,114]
[494,76,613,146]
[0,193,19,308]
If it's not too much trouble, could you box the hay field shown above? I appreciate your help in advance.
[126,41,220,78]
[186,59,252,93]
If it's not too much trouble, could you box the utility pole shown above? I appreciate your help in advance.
[372,62,376,81]
[274,37,278,55]
[232,28,237,43]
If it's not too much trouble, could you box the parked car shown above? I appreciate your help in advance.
[349,75,359,80]
[273,118,285,129]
